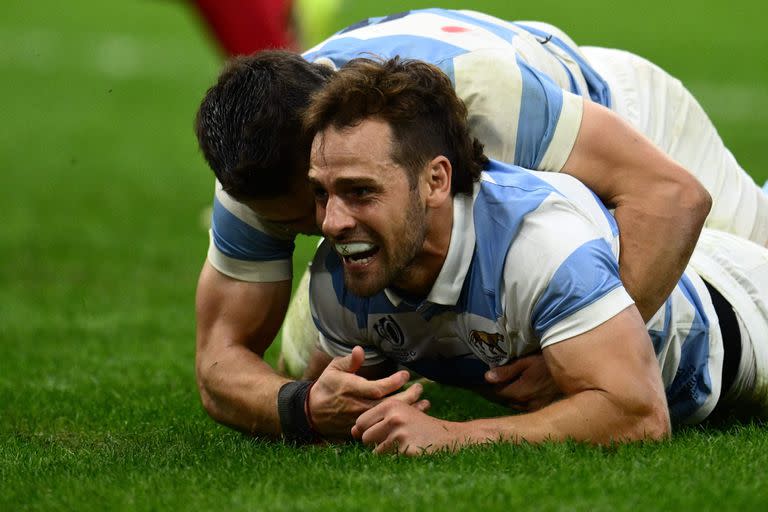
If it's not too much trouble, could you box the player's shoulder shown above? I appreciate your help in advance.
[207,182,297,281]
[478,161,563,209]
[480,161,617,237]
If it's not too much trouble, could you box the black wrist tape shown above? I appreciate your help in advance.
[277,380,317,443]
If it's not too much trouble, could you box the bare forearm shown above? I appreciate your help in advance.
[195,262,295,436]
[197,344,290,436]
[614,176,710,321]
[563,101,711,321]
[463,388,670,446]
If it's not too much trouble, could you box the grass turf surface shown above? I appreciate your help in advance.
[1,0,767,510]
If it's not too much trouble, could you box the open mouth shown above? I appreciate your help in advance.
[335,242,380,265]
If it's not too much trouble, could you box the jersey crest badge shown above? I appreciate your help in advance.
[374,315,405,347]
[468,330,509,365]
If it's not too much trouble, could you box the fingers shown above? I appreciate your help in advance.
[350,399,429,439]
[329,345,366,374]
[360,410,402,454]
[389,384,431,410]
[390,382,424,404]
[354,400,390,436]
[484,358,528,384]
[326,347,410,399]
[357,403,431,456]
[413,399,430,412]
[350,369,410,400]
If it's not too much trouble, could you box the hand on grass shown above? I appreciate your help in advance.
[308,346,426,439]
[352,400,463,456]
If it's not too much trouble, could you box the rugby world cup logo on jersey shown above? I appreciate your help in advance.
[468,330,509,365]
[374,315,405,347]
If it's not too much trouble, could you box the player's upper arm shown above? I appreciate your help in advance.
[542,306,671,440]
[562,99,706,209]
[501,187,630,347]
[207,182,295,282]
[195,260,292,358]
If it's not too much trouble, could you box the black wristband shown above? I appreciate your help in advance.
[277,380,317,443]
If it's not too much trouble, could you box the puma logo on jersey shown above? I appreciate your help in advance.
[468,330,508,364]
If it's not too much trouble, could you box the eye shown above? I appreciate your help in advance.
[352,187,372,198]
[312,186,328,204]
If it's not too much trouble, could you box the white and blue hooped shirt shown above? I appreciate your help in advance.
[309,161,723,424]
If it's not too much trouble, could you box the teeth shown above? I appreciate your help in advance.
[336,242,375,256]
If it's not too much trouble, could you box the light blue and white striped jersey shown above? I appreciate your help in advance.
[207,9,612,283]
[309,160,723,424]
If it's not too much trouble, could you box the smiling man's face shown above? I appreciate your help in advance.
[308,118,429,297]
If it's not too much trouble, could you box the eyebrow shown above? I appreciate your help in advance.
[308,175,380,188]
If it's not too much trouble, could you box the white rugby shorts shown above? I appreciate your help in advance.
[689,228,768,415]
[581,46,768,246]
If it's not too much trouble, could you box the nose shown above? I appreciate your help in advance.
[321,195,355,238]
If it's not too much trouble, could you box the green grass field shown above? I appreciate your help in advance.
[2,1,767,510]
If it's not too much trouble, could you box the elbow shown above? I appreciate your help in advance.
[640,403,671,441]
[196,361,226,424]
[198,385,220,422]
[671,167,712,228]
[627,397,671,442]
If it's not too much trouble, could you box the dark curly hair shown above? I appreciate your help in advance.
[194,50,333,201]
[302,57,487,195]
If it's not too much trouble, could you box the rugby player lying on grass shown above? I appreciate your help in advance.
[193,9,768,439]
[299,57,768,454]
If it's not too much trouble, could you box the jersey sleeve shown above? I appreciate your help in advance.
[452,48,583,171]
[309,240,387,366]
[206,182,295,282]
[502,192,634,348]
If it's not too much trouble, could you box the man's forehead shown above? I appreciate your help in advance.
[308,120,399,182]
[311,119,392,157]
[307,150,403,186]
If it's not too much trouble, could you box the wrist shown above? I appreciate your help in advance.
[304,380,319,435]
[277,380,319,443]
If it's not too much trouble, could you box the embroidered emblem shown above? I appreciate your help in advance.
[374,315,405,347]
[468,330,508,365]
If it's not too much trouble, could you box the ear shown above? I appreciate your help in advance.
[423,155,452,208]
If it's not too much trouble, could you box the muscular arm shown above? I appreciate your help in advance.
[353,307,671,453]
[195,260,292,435]
[196,261,416,437]
[469,307,670,445]
[485,108,710,404]
[562,100,711,320]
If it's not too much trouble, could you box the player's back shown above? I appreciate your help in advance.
[303,8,608,105]
[303,9,610,170]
